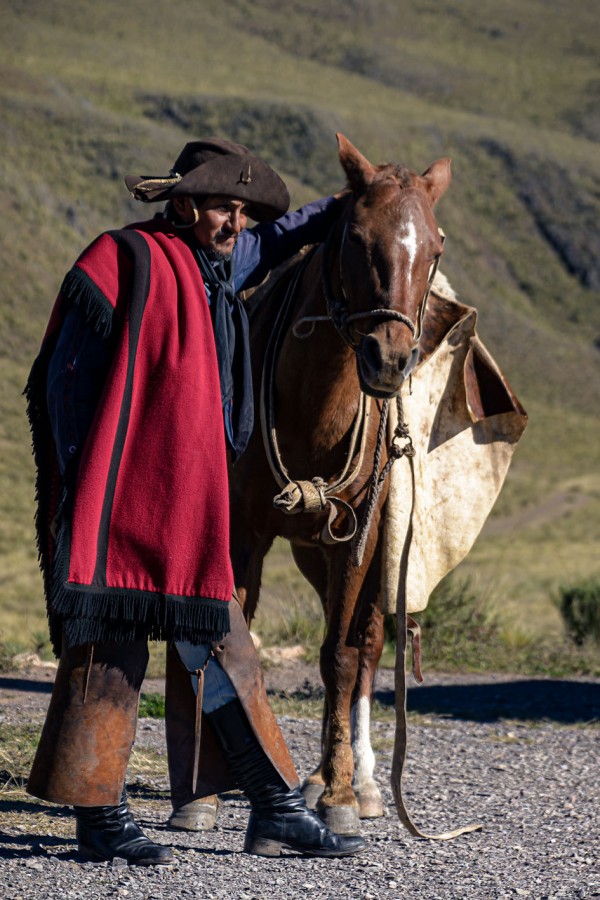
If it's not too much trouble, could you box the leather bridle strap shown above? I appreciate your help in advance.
[309,223,445,351]
[259,251,372,545]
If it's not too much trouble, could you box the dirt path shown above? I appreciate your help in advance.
[1,662,599,899]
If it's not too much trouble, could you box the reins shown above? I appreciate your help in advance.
[260,248,372,547]
[260,209,444,563]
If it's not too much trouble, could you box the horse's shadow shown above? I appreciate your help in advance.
[0,676,54,694]
[375,678,600,724]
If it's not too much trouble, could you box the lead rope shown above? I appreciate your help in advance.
[82,643,94,704]
[260,249,373,544]
[351,394,416,567]
[392,560,483,840]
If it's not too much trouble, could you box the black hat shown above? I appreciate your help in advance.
[125,138,290,221]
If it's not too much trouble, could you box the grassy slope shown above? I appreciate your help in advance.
[0,0,598,653]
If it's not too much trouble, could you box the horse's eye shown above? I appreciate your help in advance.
[347,227,363,244]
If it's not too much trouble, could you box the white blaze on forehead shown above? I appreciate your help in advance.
[397,218,419,286]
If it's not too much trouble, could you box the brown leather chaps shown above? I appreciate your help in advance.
[27,599,298,806]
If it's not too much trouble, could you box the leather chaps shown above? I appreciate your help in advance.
[27,599,298,806]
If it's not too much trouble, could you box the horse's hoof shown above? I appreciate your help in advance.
[356,793,384,819]
[302,781,325,809]
[317,804,361,835]
[168,797,219,831]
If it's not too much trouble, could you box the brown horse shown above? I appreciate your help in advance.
[230,134,451,834]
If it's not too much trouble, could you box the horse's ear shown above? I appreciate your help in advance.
[336,133,375,192]
[420,158,452,205]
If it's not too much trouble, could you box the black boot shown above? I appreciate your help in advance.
[207,700,366,858]
[74,789,174,866]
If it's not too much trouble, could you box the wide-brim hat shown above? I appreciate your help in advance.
[124,138,290,221]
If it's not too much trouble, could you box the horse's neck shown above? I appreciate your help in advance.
[274,247,362,455]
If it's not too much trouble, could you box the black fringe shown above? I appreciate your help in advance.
[59,594,231,649]
[49,497,230,650]
[23,344,65,654]
[23,263,116,622]
[60,268,114,338]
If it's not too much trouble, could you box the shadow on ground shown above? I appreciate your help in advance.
[0,677,53,695]
[2,673,598,725]
[375,679,600,724]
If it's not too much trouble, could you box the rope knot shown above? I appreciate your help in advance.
[389,436,415,460]
[273,478,329,515]
[391,420,416,459]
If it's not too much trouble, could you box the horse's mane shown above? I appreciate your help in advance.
[374,163,416,188]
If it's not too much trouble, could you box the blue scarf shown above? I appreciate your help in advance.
[195,249,254,461]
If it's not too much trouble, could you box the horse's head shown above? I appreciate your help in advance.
[331,133,451,398]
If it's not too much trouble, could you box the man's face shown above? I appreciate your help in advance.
[173,195,249,257]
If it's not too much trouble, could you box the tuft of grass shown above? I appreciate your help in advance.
[556,579,600,647]
[0,723,41,793]
[138,692,165,719]
[253,584,325,663]
[268,692,324,720]
[0,638,23,674]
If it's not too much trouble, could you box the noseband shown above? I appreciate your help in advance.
[293,222,445,358]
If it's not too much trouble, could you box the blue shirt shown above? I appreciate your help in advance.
[47,195,343,473]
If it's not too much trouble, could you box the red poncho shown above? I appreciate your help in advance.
[26,219,234,653]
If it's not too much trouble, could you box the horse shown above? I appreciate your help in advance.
[229,133,452,835]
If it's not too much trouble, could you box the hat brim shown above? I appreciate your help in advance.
[125,153,290,221]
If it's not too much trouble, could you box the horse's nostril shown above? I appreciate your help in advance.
[361,335,382,373]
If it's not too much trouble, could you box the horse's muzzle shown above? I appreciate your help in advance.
[356,334,415,398]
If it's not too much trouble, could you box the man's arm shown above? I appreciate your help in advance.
[232,194,347,294]
[46,305,115,474]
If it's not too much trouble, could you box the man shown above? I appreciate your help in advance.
[25,138,364,865]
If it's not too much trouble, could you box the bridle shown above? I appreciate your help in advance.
[292,214,445,365]
[261,204,446,562]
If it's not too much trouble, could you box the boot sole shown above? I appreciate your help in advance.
[78,847,175,867]
[244,836,366,858]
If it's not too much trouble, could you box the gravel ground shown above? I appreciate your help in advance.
[0,662,598,899]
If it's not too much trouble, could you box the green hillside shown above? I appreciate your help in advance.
[1,0,598,658]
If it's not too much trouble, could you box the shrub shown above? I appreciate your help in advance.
[138,692,165,719]
[557,579,600,646]
[0,639,20,674]
[383,577,501,671]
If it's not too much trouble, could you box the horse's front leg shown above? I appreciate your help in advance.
[316,548,365,835]
[351,595,385,819]
[289,543,329,808]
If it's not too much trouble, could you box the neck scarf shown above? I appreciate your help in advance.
[195,249,254,461]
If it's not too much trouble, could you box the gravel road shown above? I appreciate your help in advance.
[0,662,598,899]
